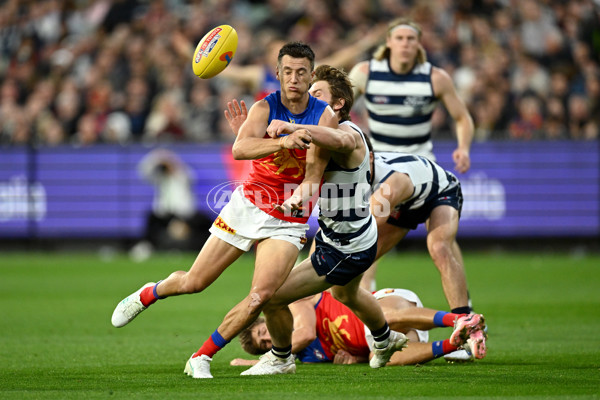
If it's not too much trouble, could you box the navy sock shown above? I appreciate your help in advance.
[452,306,471,314]
[271,344,292,359]
[371,322,390,347]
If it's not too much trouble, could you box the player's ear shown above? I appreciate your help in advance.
[334,98,345,113]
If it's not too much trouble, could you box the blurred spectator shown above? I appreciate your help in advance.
[473,89,511,141]
[548,70,571,104]
[254,0,303,36]
[72,112,99,146]
[518,0,565,63]
[510,54,551,98]
[567,94,598,140]
[103,111,132,144]
[509,94,544,140]
[130,148,211,260]
[36,112,66,146]
[123,76,151,139]
[143,91,186,143]
[53,77,82,138]
[543,96,569,140]
[183,79,220,142]
[585,73,600,121]
[84,79,114,138]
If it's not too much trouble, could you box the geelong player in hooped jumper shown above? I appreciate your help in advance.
[349,18,475,331]
[112,42,338,378]
[349,17,474,171]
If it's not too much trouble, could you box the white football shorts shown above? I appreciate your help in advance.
[209,185,309,252]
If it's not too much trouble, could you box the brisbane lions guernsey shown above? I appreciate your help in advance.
[242,90,329,223]
[296,291,369,363]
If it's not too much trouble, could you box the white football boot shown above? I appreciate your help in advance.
[184,354,213,379]
[370,330,408,368]
[240,351,296,376]
[111,282,155,327]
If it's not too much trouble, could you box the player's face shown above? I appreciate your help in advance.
[251,322,272,353]
[310,80,344,117]
[309,80,333,105]
[386,26,420,64]
[277,55,314,101]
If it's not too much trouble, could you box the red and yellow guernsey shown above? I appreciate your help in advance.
[296,291,370,362]
[242,91,329,223]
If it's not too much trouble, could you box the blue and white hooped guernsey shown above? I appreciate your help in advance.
[372,152,458,211]
[317,120,377,253]
[365,59,438,159]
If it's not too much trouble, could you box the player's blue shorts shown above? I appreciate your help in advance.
[387,174,463,230]
[310,232,377,286]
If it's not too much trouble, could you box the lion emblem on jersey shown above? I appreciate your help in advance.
[260,148,305,178]
[322,315,351,354]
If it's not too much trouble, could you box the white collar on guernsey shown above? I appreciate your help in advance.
[390,24,419,35]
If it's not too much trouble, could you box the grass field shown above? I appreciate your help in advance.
[1,248,599,399]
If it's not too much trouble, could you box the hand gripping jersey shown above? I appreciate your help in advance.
[296,291,370,363]
[242,91,329,223]
[365,59,438,158]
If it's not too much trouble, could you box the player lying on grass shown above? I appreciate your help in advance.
[231,288,487,366]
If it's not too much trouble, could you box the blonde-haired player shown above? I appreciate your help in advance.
[349,20,475,348]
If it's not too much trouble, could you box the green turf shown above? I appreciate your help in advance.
[0,249,599,399]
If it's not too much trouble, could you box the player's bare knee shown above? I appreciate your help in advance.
[428,240,451,262]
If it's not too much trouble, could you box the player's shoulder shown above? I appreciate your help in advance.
[249,98,270,112]
[340,120,364,137]
[318,105,339,127]
[431,65,452,79]
[351,60,370,73]
[431,65,455,92]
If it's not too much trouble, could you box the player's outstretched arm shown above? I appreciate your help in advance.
[433,67,474,174]
[230,358,259,366]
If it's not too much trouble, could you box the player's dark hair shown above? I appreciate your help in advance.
[239,317,266,355]
[312,65,354,122]
[278,42,315,71]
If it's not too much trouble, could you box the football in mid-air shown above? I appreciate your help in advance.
[192,25,238,79]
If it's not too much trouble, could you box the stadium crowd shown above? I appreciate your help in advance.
[0,0,598,147]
